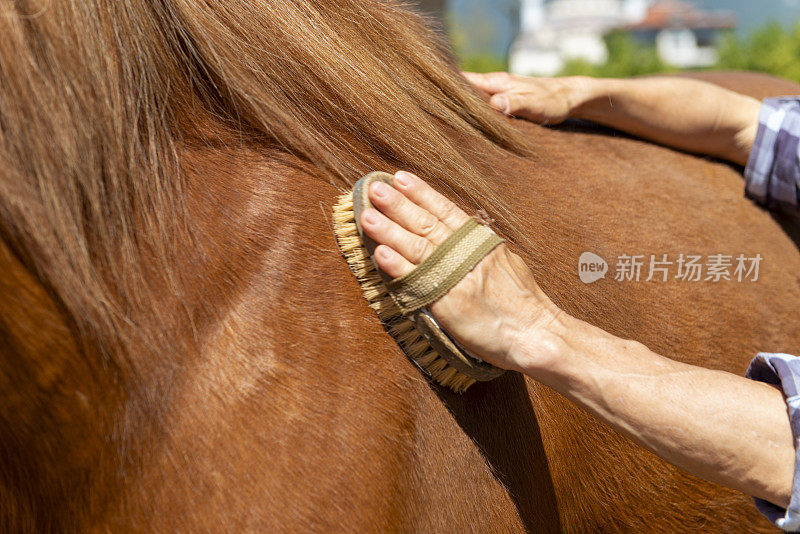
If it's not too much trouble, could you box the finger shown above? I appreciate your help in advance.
[490,93,553,123]
[368,181,451,246]
[462,71,513,95]
[490,93,532,118]
[393,171,471,232]
[489,94,511,114]
[373,245,415,278]
[360,208,433,265]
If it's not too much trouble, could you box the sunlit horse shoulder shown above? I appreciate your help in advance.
[1,1,798,531]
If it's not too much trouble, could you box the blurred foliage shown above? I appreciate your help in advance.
[458,53,507,73]
[716,22,800,82]
[557,22,800,81]
[450,19,800,82]
[559,31,673,77]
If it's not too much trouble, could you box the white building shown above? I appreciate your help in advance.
[510,0,735,76]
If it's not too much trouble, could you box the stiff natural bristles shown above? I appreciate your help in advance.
[332,193,477,393]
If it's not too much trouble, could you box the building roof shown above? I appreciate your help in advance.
[627,0,735,30]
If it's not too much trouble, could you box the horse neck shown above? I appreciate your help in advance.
[0,236,122,530]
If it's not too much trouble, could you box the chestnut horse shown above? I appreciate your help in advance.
[1,0,798,531]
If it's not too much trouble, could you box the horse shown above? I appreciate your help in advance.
[1,0,798,531]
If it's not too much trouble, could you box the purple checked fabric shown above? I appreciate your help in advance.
[737,98,800,531]
[746,354,800,532]
[744,97,800,209]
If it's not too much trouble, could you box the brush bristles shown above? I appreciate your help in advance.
[333,193,477,393]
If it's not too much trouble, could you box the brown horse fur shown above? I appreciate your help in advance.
[0,0,798,531]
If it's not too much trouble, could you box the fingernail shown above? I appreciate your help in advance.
[364,210,379,224]
[379,246,393,259]
[372,182,389,197]
[394,172,410,187]
[491,95,509,113]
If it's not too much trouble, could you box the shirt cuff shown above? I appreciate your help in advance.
[746,352,800,532]
[744,98,800,209]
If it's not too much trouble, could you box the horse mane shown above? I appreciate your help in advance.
[0,2,533,527]
[0,0,530,377]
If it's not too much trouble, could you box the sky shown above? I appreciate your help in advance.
[449,0,800,57]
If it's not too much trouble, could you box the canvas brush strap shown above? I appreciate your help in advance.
[387,218,504,315]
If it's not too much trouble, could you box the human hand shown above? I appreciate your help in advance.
[358,171,564,373]
[463,71,592,124]
[467,72,761,165]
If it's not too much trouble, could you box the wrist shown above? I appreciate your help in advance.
[507,301,636,391]
[567,77,619,121]
[506,298,576,377]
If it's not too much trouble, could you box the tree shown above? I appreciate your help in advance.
[716,23,800,82]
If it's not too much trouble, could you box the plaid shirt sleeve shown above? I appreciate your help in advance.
[746,353,800,532]
[744,97,800,210]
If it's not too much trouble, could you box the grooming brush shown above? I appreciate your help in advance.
[332,172,506,392]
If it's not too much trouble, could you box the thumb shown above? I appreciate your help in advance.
[489,93,520,116]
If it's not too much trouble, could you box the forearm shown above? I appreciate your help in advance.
[569,77,761,165]
[515,310,795,507]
